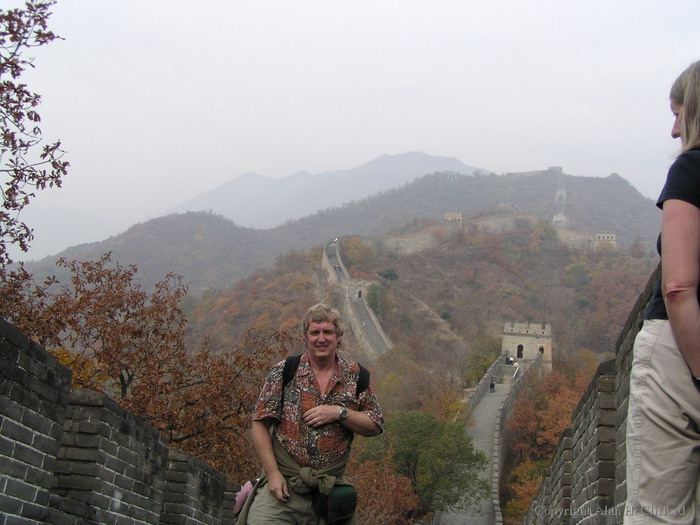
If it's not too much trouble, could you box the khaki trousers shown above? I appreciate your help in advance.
[246,480,326,525]
[625,319,700,524]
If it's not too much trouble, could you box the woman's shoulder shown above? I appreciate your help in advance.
[672,148,700,169]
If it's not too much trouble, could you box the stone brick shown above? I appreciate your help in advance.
[597,443,616,461]
[3,477,40,502]
[63,446,99,463]
[3,419,34,446]
[0,319,31,350]
[5,381,41,412]
[597,426,617,443]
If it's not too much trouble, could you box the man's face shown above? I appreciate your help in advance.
[305,321,340,362]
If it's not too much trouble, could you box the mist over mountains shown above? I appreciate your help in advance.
[167,152,478,228]
[21,158,660,296]
[12,152,477,262]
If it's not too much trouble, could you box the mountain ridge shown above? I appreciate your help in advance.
[21,168,659,295]
[167,152,478,229]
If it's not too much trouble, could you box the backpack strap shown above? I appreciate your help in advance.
[280,354,370,400]
[282,354,302,392]
[356,364,370,397]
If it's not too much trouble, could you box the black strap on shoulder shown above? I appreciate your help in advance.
[282,354,302,391]
[356,364,370,397]
[281,355,370,398]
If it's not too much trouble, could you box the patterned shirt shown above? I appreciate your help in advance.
[252,353,384,469]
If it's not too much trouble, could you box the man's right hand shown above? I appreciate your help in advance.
[267,471,290,502]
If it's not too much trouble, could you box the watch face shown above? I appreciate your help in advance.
[340,408,349,420]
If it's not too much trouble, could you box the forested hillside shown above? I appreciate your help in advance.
[22,170,660,296]
[6,205,658,522]
[177,215,657,521]
[185,218,657,404]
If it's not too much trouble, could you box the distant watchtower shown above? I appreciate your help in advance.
[502,322,552,368]
[553,169,569,228]
[594,232,619,250]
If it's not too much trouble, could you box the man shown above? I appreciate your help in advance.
[240,303,383,524]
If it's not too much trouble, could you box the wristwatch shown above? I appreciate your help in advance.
[339,407,349,421]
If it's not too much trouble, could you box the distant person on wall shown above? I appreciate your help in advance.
[625,60,700,523]
[238,303,383,525]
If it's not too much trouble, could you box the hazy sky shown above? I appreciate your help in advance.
[13,0,700,251]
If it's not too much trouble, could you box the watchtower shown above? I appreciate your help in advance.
[502,321,552,368]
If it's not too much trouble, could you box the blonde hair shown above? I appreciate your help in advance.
[302,303,345,339]
[670,60,700,153]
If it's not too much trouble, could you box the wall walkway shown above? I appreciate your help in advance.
[432,262,658,525]
[322,239,393,357]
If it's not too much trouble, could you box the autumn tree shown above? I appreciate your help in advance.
[348,442,420,525]
[502,365,592,524]
[460,334,501,388]
[0,0,68,268]
[339,237,374,278]
[362,410,488,517]
[184,250,318,350]
[1,253,291,480]
[374,346,463,419]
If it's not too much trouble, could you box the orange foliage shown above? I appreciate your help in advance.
[420,385,464,422]
[279,315,301,333]
[185,250,318,348]
[508,369,588,461]
[1,253,292,480]
[503,460,544,525]
[348,443,420,524]
[51,347,107,392]
[503,366,591,523]
[158,331,290,480]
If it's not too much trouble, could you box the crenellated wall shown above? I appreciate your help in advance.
[321,240,393,356]
[0,318,239,525]
[516,264,660,525]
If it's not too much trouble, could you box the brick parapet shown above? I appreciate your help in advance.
[0,318,77,525]
[517,264,659,525]
[569,360,617,525]
[464,356,503,419]
[0,318,239,524]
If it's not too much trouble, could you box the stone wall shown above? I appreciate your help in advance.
[463,357,503,418]
[495,356,544,525]
[502,322,552,365]
[321,240,393,357]
[517,264,660,525]
[0,318,239,525]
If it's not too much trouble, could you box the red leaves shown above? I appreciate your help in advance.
[348,446,420,525]
[0,0,67,269]
[3,251,294,481]
[504,367,591,524]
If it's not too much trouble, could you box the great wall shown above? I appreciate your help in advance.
[1,224,657,524]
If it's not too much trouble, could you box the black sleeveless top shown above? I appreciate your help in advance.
[645,148,700,320]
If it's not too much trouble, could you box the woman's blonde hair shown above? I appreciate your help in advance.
[670,60,700,153]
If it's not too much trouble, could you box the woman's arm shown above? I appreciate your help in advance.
[662,198,700,376]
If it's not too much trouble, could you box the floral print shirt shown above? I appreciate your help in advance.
[253,353,384,469]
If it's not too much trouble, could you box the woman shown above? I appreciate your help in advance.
[625,60,700,524]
